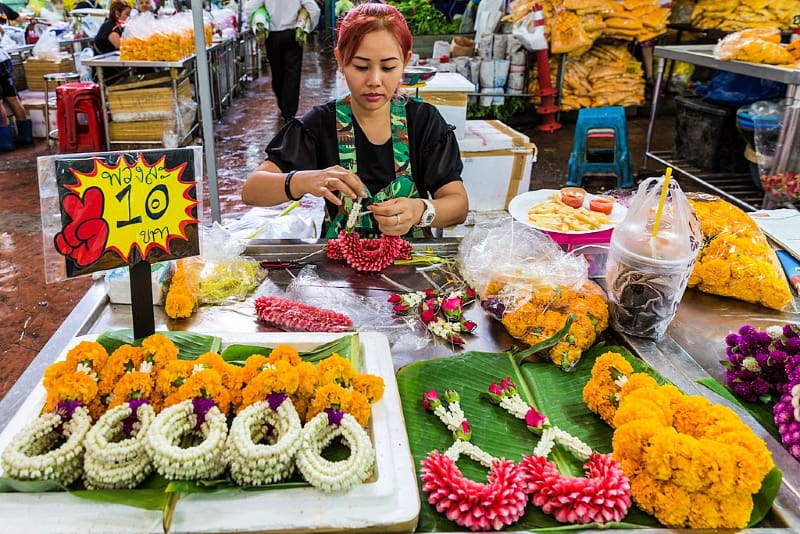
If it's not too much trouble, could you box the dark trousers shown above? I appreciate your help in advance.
[266,29,303,120]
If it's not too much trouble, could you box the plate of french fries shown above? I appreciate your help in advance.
[508,189,627,234]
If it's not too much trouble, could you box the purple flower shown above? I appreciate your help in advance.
[422,389,441,411]
[54,400,84,435]
[192,397,216,431]
[725,332,741,348]
[481,298,506,319]
[325,407,344,426]
[267,392,288,411]
[122,398,150,436]
[732,380,759,402]
[784,323,800,338]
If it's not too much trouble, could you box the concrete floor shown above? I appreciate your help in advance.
[0,40,682,401]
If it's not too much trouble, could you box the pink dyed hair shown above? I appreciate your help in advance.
[336,2,413,66]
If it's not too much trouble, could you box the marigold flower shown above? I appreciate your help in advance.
[108,372,154,409]
[240,360,299,410]
[306,383,350,422]
[267,344,301,366]
[65,340,108,373]
[589,357,776,529]
[351,374,385,404]
[140,333,178,372]
[316,353,356,388]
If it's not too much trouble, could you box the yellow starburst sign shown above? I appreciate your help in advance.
[63,153,199,264]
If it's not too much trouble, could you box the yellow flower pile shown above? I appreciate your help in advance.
[121,23,213,62]
[687,196,793,310]
[164,258,201,319]
[42,336,384,426]
[485,279,609,370]
[691,0,796,32]
[583,352,775,529]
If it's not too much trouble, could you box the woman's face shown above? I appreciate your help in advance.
[118,7,132,21]
[137,0,153,12]
[337,29,411,112]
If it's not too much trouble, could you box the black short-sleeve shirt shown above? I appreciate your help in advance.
[265,98,463,199]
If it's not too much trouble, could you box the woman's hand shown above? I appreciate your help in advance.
[296,165,367,205]
[368,197,425,236]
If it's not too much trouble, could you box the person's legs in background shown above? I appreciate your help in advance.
[0,59,32,147]
[265,29,303,121]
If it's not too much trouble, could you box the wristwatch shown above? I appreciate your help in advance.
[415,198,436,228]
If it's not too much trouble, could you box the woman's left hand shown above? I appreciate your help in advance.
[368,198,424,236]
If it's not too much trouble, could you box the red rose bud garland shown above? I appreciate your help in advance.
[421,451,528,531]
[485,377,632,524]
[389,288,477,345]
[254,296,353,333]
[519,451,631,524]
[419,388,528,531]
[326,230,412,272]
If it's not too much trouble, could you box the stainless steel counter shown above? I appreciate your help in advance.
[1,239,799,530]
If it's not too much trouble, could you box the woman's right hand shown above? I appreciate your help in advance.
[294,165,367,205]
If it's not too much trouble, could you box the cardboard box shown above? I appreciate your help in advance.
[22,56,77,92]
[459,120,537,212]
[404,72,474,139]
[108,76,193,121]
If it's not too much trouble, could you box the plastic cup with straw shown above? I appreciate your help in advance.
[650,167,672,258]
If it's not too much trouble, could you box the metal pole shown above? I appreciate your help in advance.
[191,3,221,223]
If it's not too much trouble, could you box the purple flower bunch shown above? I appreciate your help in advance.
[723,323,800,461]
[389,287,478,345]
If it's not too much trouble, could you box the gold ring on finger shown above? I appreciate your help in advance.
[395,214,400,226]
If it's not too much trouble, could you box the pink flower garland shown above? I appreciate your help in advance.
[327,230,413,272]
[518,452,631,524]
[253,296,353,332]
[389,288,477,345]
[421,452,528,531]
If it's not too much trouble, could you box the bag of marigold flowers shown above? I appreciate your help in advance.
[456,214,609,370]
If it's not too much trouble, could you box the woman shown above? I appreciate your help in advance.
[242,1,468,238]
[93,0,131,55]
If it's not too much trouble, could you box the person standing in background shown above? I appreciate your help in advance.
[0,2,33,151]
[243,0,321,122]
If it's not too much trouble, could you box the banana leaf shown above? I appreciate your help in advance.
[397,343,779,531]
[95,330,221,360]
[220,334,358,365]
[70,473,171,511]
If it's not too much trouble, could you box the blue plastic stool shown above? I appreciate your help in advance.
[566,106,634,189]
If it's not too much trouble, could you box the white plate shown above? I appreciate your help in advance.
[508,189,627,235]
[0,332,419,534]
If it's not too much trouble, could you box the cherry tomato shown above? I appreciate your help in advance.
[589,196,615,215]
[560,187,586,209]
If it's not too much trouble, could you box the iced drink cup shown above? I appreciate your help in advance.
[605,229,698,340]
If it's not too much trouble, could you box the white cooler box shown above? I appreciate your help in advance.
[404,72,474,140]
[459,120,537,212]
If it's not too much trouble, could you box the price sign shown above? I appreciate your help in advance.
[53,148,200,278]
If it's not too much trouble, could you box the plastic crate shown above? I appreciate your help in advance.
[674,95,747,173]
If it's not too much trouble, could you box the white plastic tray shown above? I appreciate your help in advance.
[0,332,419,534]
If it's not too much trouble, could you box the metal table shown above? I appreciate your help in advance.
[644,44,800,211]
[0,239,799,531]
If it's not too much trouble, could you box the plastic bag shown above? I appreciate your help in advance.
[751,99,800,204]
[32,30,62,60]
[511,8,547,52]
[457,215,608,370]
[713,27,795,66]
[77,47,94,81]
[695,72,785,108]
[686,194,794,310]
[605,177,702,339]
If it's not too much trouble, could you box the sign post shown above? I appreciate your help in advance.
[41,147,202,339]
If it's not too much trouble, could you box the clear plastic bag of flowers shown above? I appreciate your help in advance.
[456,214,609,370]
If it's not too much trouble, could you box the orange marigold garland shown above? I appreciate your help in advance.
[583,351,776,529]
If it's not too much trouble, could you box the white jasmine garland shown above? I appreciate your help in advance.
[226,398,303,486]
[82,402,155,489]
[444,439,495,468]
[533,427,557,458]
[145,400,228,480]
[345,198,363,230]
[500,394,530,420]
[296,412,374,492]
[1,406,91,486]
[431,401,465,435]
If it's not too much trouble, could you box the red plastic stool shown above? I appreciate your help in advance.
[56,82,106,154]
